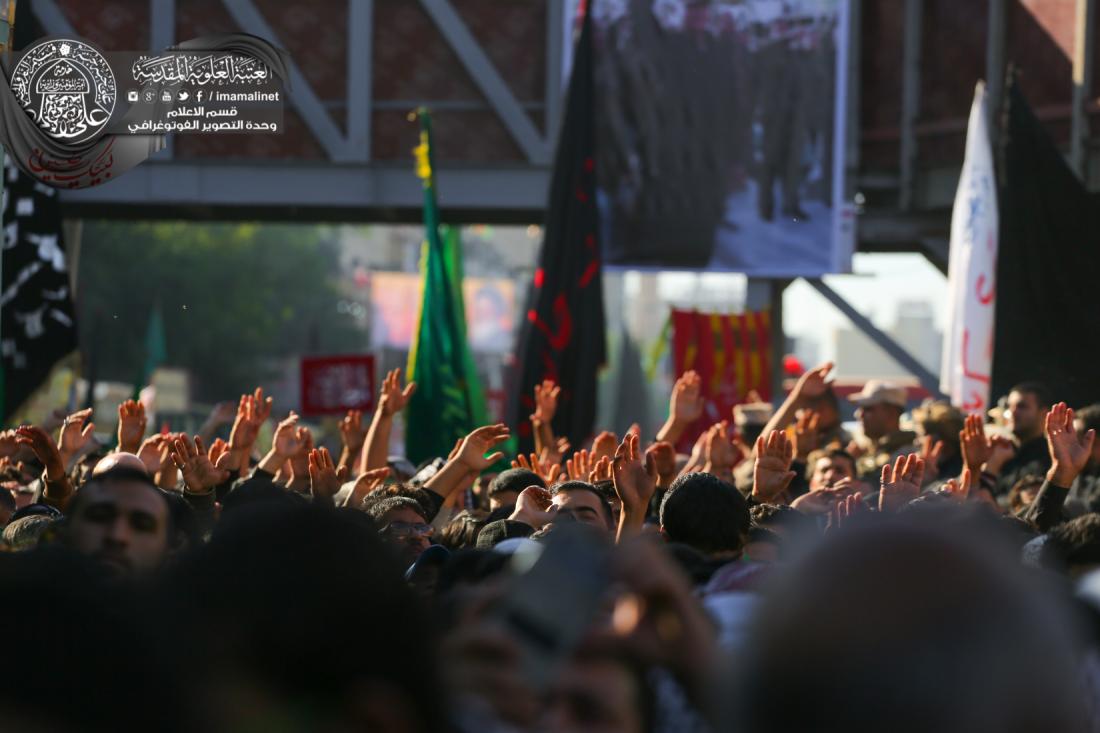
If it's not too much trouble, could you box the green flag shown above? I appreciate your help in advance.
[405,109,489,465]
[134,305,167,398]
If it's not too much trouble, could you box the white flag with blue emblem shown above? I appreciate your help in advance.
[941,82,998,412]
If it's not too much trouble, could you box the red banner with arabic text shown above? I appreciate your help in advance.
[670,308,773,453]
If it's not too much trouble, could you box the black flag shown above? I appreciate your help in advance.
[509,7,606,450]
[1,155,78,421]
[992,79,1100,408]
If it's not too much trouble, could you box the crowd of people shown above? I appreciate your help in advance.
[0,361,1098,731]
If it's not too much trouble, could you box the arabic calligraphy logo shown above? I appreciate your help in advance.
[10,39,116,145]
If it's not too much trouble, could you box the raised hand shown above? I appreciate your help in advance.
[271,412,305,458]
[117,399,147,454]
[308,447,349,503]
[986,435,1016,475]
[228,388,271,454]
[791,483,858,515]
[531,379,560,423]
[508,485,558,528]
[14,425,65,479]
[878,453,925,513]
[791,361,834,402]
[0,430,18,459]
[137,434,167,475]
[378,368,417,418]
[669,371,705,426]
[645,441,678,487]
[512,452,562,486]
[566,448,593,481]
[942,467,975,502]
[918,435,944,483]
[339,409,367,454]
[169,434,230,493]
[287,427,315,488]
[57,408,96,464]
[612,433,657,533]
[591,431,619,463]
[751,429,796,503]
[343,467,391,509]
[827,493,866,532]
[959,414,993,474]
[703,420,745,477]
[791,410,821,461]
[1046,402,1096,487]
[207,437,229,466]
[156,441,180,491]
[455,424,510,472]
[588,455,613,483]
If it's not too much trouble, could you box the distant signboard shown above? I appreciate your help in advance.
[300,355,376,416]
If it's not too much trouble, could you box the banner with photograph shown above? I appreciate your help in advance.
[590,0,853,273]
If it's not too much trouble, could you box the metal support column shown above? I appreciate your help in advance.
[804,278,945,398]
[747,279,789,406]
[1072,0,1096,180]
[899,0,922,211]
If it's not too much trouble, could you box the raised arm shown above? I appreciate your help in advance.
[424,424,510,502]
[612,432,658,542]
[656,371,704,445]
[361,368,416,474]
[1022,402,1094,532]
[756,361,834,453]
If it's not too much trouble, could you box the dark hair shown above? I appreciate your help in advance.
[1046,513,1100,572]
[804,448,856,481]
[489,468,545,498]
[750,503,819,543]
[1075,404,1100,434]
[551,480,613,528]
[1009,381,1053,410]
[360,482,437,520]
[367,496,427,525]
[660,472,749,556]
[439,509,488,551]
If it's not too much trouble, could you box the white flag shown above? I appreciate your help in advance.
[940,82,998,412]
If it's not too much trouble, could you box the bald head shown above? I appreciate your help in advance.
[93,452,148,477]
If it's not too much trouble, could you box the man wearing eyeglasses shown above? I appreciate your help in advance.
[367,496,434,567]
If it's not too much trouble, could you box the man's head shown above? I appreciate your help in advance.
[1075,404,1100,469]
[62,467,171,575]
[807,448,856,491]
[551,481,614,532]
[659,472,750,558]
[368,496,432,567]
[489,468,545,511]
[797,386,841,433]
[849,381,906,442]
[1006,382,1052,442]
[92,451,149,476]
[912,400,965,458]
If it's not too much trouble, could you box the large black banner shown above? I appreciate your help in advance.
[1,155,77,421]
[992,80,1100,409]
